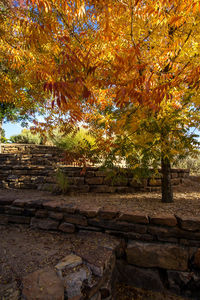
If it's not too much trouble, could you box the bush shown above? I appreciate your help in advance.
[10,129,43,144]
[51,128,99,166]
[175,153,200,175]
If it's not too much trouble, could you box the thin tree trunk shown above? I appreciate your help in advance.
[0,119,2,154]
[161,155,173,203]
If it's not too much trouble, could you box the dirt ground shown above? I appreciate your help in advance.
[0,177,199,299]
[1,176,200,217]
[0,225,188,300]
[116,284,189,300]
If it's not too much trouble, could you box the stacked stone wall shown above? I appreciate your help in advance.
[0,195,200,299]
[0,144,189,191]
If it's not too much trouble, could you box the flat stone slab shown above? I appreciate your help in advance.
[150,214,177,227]
[55,254,83,277]
[22,267,64,300]
[126,241,188,271]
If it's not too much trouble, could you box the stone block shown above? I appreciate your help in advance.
[150,214,177,227]
[89,185,116,193]
[193,248,200,268]
[78,206,100,218]
[22,267,64,300]
[95,170,106,177]
[167,270,193,295]
[0,214,8,224]
[35,209,48,218]
[119,212,149,224]
[98,207,119,220]
[31,217,59,230]
[49,211,64,220]
[171,178,181,185]
[55,254,82,277]
[67,177,85,185]
[24,208,36,217]
[64,214,87,226]
[125,232,154,242]
[0,197,15,206]
[4,206,24,215]
[59,222,76,233]
[8,215,30,224]
[63,266,91,299]
[176,215,200,231]
[126,241,188,271]
[148,225,200,240]
[88,218,147,234]
[117,260,164,292]
[85,177,104,185]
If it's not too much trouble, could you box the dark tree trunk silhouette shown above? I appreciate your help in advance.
[161,154,173,203]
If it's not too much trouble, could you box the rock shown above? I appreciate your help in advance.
[22,267,64,300]
[0,197,15,205]
[59,222,75,233]
[98,207,119,220]
[31,217,59,230]
[176,215,200,231]
[61,203,77,214]
[55,254,83,277]
[64,266,91,299]
[89,185,116,193]
[8,215,30,224]
[117,260,164,292]
[49,211,64,220]
[85,177,104,185]
[0,214,8,224]
[88,218,147,234]
[35,209,48,218]
[167,270,193,295]
[5,206,24,215]
[64,214,87,226]
[126,241,188,271]
[150,214,177,227]
[78,206,100,218]
[193,248,200,268]
[43,200,64,211]
[119,212,149,224]
[75,245,114,277]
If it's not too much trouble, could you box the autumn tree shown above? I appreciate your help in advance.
[3,0,200,202]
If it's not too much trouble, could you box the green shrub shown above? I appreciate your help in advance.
[175,153,200,175]
[10,129,43,144]
[51,128,99,166]
[55,168,69,194]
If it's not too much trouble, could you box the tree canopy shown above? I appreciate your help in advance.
[1,0,200,201]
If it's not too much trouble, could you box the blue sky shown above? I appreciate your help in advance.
[3,122,28,138]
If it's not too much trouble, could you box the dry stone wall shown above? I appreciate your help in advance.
[0,195,200,299]
[0,144,189,192]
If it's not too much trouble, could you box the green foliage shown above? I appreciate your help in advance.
[52,128,99,166]
[174,153,200,175]
[55,168,69,194]
[10,129,43,144]
[0,129,7,143]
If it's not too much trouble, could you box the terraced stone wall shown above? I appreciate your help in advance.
[0,144,189,192]
[0,196,200,299]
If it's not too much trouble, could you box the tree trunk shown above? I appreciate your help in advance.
[161,155,173,203]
